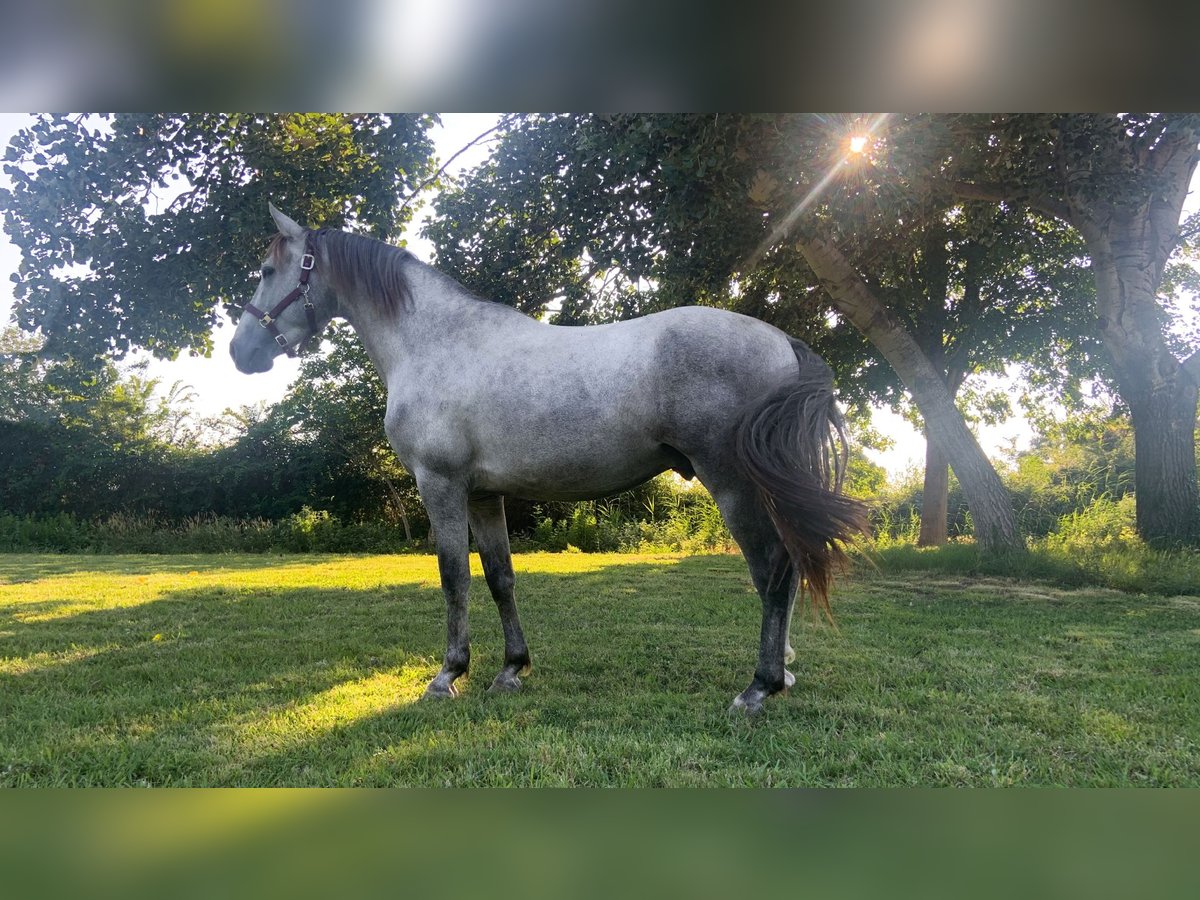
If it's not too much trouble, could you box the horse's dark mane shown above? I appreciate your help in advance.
[266,227,535,319]
[268,228,414,315]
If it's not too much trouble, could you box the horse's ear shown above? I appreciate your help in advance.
[269,202,306,240]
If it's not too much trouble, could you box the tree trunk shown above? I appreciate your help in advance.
[796,234,1023,555]
[918,435,950,546]
[1087,210,1200,547]
[918,366,967,547]
[1128,381,1200,546]
[380,474,414,543]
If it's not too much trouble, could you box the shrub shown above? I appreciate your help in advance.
[1045,494,1138,555]
[0,512,94,552]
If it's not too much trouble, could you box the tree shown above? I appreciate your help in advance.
[0,342,177,518]
[426,114,1090,554]
[943,114,1200,546]
[792,231,1022,553]
[809,203,1095,545]
[0,113,437,360]
[0,326,51,422]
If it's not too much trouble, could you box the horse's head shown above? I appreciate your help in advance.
[230,203,338,373]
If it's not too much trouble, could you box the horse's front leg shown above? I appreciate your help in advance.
[417,472,472,699]
[468,495,531,693]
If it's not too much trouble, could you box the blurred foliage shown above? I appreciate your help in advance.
[3,790,1198,897]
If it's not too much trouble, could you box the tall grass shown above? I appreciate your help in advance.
[860,493,1200,596]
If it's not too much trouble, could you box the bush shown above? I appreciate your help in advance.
[509,476,735,554]
[863,466,973,546]
[1027,493,1200,594]
[0,509,419,555]
[1044,494,1138,555]
[0,487,737,557]
[0,512,95,552]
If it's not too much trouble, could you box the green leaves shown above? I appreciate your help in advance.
[1,114,437,360]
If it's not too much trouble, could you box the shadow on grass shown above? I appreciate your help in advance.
[0,553,381,584]
[3,553,1199,786]
[1,555,769,785]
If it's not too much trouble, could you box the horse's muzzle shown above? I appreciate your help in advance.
[230,339,274,374]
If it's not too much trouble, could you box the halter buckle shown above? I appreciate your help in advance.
[300,253,315,271]
[275,334,289,347]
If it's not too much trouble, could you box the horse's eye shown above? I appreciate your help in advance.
[261,265,275,278]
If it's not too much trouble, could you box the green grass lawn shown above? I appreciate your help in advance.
[1,551,1197,786]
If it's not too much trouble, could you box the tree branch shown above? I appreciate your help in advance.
[1178,210,1200,245]
[949,180,1073,225]
[397,115,516,219]
[166,185,202,214]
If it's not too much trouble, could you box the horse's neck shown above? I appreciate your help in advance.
[337,257,485,383]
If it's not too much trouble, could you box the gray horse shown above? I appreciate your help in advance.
[231,204,867,714]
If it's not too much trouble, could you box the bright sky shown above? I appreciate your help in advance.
[0,113,1194,478]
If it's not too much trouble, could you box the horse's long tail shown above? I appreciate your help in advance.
[733,338,870,622]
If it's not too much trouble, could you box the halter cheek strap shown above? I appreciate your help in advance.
[244,233,320,357]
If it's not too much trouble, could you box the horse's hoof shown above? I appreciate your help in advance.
[728,692,765,717]
[784,645,796,665]
[487,672,523,694]
[783,668,796,689]
[422,681,459,700]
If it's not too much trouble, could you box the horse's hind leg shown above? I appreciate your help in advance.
[784,597,797,671]
[468,495,532,693]
[700,467,799,714]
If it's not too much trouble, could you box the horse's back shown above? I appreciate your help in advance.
[517,304,800,438]
[643,305,799,386]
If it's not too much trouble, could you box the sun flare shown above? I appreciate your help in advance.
[849,135,868,154]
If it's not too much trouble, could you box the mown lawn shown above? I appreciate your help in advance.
[1,552,1197,786]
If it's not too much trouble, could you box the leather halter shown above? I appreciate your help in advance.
[244,232,320,357]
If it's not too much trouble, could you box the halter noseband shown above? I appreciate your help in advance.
[245,232,320,357]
